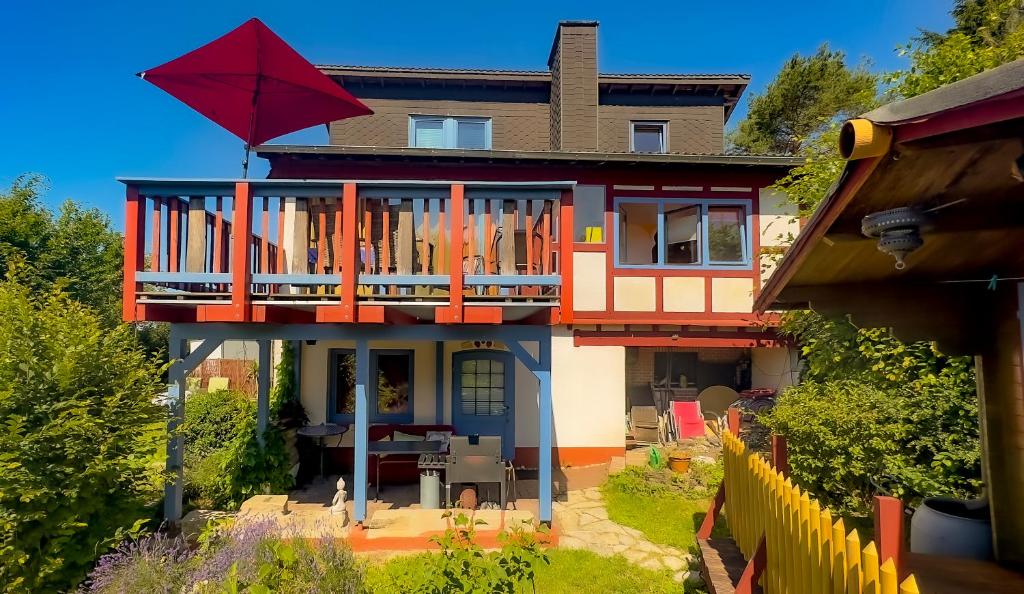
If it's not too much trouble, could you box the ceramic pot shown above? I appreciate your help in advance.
[910,497,992,560]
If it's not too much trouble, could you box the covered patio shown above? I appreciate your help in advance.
[757,58,1024,589]
[163,323,556,527]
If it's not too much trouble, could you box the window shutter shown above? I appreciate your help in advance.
[413,119,444,148]
[456,120,488,149]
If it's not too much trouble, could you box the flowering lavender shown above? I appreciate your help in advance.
[82,516,364,593]
[82,531,191,594]
[184,517,278,587]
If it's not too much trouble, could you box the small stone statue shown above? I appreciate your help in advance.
[331,477,348,521]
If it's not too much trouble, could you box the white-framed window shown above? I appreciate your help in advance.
[409,116,492,149]
[614,197,751,269]
[630,121,668,153]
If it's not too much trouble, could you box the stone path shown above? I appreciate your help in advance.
[555,487,703,586]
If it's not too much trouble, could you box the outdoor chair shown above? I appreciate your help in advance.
[629,405,661,444]
[445,436,507,510]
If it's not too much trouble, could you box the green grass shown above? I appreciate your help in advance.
[603,489,718,552]
[601,462,730,552]
[364,549,692,593]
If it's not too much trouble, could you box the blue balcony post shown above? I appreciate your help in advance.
[256,339,271,445]
[354,338,370,523]
[537,336,553,524]
[164,336,188,523]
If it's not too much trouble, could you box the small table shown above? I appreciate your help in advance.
[368,440,444,499]
[297,423,347,480]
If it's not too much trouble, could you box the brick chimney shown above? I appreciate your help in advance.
[548,21,599,151]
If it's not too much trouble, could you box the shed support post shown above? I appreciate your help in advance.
[354,338,370,523]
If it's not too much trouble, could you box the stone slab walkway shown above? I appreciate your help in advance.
[555,487,703,586]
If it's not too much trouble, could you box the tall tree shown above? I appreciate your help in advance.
[0,177,124,326]
[729,45,877,155]
[892,0,1024,97]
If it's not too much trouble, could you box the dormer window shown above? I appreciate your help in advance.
[409,116,492,149]
[630,121,667,153]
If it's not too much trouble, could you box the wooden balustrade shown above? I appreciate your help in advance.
[121,179,570,324]
[719,429,919,594]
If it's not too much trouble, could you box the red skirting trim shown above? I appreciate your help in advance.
[513,446,625,468]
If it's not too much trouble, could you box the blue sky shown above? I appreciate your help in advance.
[2,0,952,221]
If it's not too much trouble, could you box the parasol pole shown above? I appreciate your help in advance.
[242,33,263,179]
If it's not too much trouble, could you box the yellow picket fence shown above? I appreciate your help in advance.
[722,430,920,594]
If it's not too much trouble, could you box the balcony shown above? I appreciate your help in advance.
[121,178,574,325]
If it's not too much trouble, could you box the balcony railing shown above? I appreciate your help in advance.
[121,178,574,324]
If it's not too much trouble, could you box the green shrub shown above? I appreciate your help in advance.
[767,312,982,516]
[396,512,550,594]
[0,281,165,592]
[182,389,294,510]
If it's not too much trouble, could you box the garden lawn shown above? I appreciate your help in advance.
[364,549,688,594]
[601,461,729,552]
[603,489,716,551]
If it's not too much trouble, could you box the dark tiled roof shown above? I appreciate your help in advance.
[256,144,802,167]
[318,64,750,83]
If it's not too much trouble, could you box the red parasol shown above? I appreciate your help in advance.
[139,18,372,176]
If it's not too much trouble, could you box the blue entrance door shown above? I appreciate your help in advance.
[452,350,515,460]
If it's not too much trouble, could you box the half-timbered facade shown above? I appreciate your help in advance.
[123,21,802,526]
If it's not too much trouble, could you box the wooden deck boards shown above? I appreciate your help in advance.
[906,552,1024,594]
[698,537,760,594]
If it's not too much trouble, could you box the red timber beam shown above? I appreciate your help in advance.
[573,328,780,348]
[318,182,358,323]
[200,182,253,322]
[122,185,146,322]
[558,188,573,323]
[437,183,465,324]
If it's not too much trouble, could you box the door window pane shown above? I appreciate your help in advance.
[460,358,505,416]
[618,202,658,264]
[333,352,356,415]
[375,352,411,416]
[456,120,487,149]
[664,204,701,264]
[573,185,606,243]
[632,122,666,153]
[708,206,745,263]
[413,119,444,148]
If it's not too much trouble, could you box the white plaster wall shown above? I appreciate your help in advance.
[296,336,625,451]
[613,276,657,311]
[751,346,800,393]
[550,328,625,448]
[573,252,607,311]
[711,277,754,313]
[758,188,800,247]
[663,277,705,312]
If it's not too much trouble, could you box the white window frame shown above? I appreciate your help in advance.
[629,120,668,153]
[409,115,493,149]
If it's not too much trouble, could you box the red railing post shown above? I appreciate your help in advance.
[771,434,789,476]
[340,183,358,322]
[444,183,465,324]
[697,482,726,540]
[122,186,145,322]
[230,182,253,322]
[727,406,741,435]
[874,495,905,577]
[558,188,574,323]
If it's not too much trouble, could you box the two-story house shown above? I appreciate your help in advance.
[121,21,801,527]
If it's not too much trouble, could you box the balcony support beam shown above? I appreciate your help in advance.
[122,186,145,322]
[558,189,574,323]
